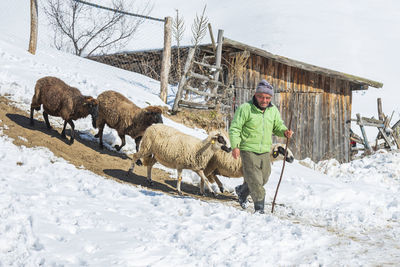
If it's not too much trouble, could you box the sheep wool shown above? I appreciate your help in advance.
[129,124,231,195]
[95,90,163,151]
[30,76,98,144]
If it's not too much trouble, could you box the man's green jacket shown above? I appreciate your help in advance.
[229,100,287,153]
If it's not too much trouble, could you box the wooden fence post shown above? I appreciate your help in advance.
[160,16,172,103]
[211,29,224,95]
[208,23,216,53]
[356,113,372,152]
[377,98,384,121]
[28,0,38,55]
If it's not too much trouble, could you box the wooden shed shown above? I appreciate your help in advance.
[220,38,383,163]
[88,37,383,163]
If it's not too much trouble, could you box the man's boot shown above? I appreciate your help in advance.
[235,183,250,209]
[254,199,265,214]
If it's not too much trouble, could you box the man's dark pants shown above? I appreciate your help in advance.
[241,150,271,208]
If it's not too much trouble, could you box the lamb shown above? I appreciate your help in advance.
[30,76,98,144]
[94,90,163,153]
[128,124,232,195]
[203,143,294,193]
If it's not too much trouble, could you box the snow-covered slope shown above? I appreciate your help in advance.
[1,1,399,265]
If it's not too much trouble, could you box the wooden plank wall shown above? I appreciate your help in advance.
[227,53,352,163]
[89,48,353,162]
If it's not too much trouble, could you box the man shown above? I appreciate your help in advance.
[229,79,293,214]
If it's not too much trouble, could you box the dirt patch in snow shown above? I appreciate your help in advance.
[0,96,238,205]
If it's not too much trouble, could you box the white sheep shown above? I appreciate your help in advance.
[203,143,294,193]
[128,124,232,195]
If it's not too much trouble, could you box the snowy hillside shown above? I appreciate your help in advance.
[1,1,400,265]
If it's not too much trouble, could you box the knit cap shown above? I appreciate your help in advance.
[256,79,274,96]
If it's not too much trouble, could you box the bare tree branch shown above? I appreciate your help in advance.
[43,0,153,56]
[173,9,185,45]
[191,5,208,50]
[172,9,185,80]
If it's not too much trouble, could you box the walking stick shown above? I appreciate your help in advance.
[271,112,293,213]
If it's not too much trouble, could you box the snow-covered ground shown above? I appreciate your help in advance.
[1,120,400,265]
[1,1,400,265]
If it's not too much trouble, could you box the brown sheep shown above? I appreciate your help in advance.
[94,90,163,153]
[30,76,98,144]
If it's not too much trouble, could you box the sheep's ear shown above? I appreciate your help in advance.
[210,135,218,144]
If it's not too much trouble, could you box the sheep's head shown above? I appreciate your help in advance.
[208,131,232,153]
[83,96,99,128]
[143,106,163,125]
[271,143,294,163]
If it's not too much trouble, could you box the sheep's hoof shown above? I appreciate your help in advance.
[114,145,121,151]
[219,187,225,193]
[69,138,74,145]
[135,159,143,166]
[147,180,154,186]
[178,191,183,196]
[94,133,99,138]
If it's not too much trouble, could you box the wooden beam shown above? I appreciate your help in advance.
[193,61,222,71]
[172,48,195,113]
[178,100,216,109]
[185,85,217,98]
[377,98,384,121]
[208,23,216,53]
[222,37,383,89]
[160,16,172,103]
[211,29,224,95]
[189,72,225,86]
[389,118,400,149]
[351,117,385,128]
[377,128,394,148]
[356,113,372,152]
